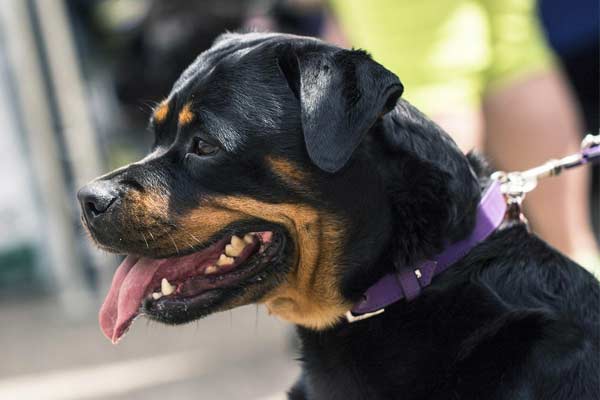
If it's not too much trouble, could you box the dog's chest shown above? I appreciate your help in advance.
[297,324,436,400]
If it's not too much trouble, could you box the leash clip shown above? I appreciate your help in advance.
[490,133,600,226]
[581,133,600,150]
[490,171,532,205]
[490,171,531,226]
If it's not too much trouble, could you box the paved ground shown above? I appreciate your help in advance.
[0,296,300,400]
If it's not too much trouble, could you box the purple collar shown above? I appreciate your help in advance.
[348,180,507,322]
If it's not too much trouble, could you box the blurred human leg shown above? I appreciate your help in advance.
[483,70,599,272]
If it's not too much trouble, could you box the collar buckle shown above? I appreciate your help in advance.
[345,309,385,323]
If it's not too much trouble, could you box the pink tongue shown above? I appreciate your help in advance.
[99,256,163,343]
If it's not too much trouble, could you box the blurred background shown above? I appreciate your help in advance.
[0,0,597,399]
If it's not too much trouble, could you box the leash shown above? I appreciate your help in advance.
[346,134,600,323]
[492,133,600,225]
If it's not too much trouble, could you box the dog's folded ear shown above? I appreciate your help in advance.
[278,46,403,173]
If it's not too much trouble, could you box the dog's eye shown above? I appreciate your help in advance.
[191,137,219,156]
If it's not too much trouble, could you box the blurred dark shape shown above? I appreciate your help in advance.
[68,0,250,126]
[68,0,325,127]
[539,0,600,238]
[539,0,600,237]
[0,245,37,295]
[540,0,599,133]
[271,0,325,37]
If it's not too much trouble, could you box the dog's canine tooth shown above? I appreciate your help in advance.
[161,278,175,296]
[217,254,235,266]
[243,234,254,244]
[152,292,163,300]
[205,265,219,274]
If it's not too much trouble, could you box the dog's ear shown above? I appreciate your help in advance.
[278,47,403,173]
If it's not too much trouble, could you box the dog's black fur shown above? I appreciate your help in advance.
[80,33,600,399]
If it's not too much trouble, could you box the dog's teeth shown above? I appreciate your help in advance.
[225,244,240,257]
[225,235,247,257]
[205,265,219,275]
[152,292,162,300]
[217,254,234,266]
[243,234,254,244]
[231,235,245,248]
[225,244,234,255]
[161,278,175,296]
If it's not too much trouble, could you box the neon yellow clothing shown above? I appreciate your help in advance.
[330,0,554,115]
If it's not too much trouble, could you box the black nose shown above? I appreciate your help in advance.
[77,181,119,220]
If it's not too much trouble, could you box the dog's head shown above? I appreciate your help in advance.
[79,33,479,343]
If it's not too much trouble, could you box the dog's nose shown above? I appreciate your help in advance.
[77,181,119,220]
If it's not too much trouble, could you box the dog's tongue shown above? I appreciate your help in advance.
[99,256,163,344]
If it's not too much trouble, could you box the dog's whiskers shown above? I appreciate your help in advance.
[186,231,202,245]
[169,224,204,252]
[167,232,179,255]
[138,100,160,114]
[181,236,196,251]
[182,229,202,249]
[141,232,149,249]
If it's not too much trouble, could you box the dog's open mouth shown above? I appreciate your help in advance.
[99,230,282,343]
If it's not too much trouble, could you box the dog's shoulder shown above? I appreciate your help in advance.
[466,225,599,321]
[439,225,600,398]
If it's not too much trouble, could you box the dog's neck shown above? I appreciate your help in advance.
[351,180,506,316]
[378,103,482,262]
[343,103,485,303]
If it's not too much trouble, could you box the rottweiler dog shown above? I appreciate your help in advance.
[79,33,599,399]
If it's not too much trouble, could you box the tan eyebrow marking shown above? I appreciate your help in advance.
[178,102,195,126]
[153,100,169,124]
